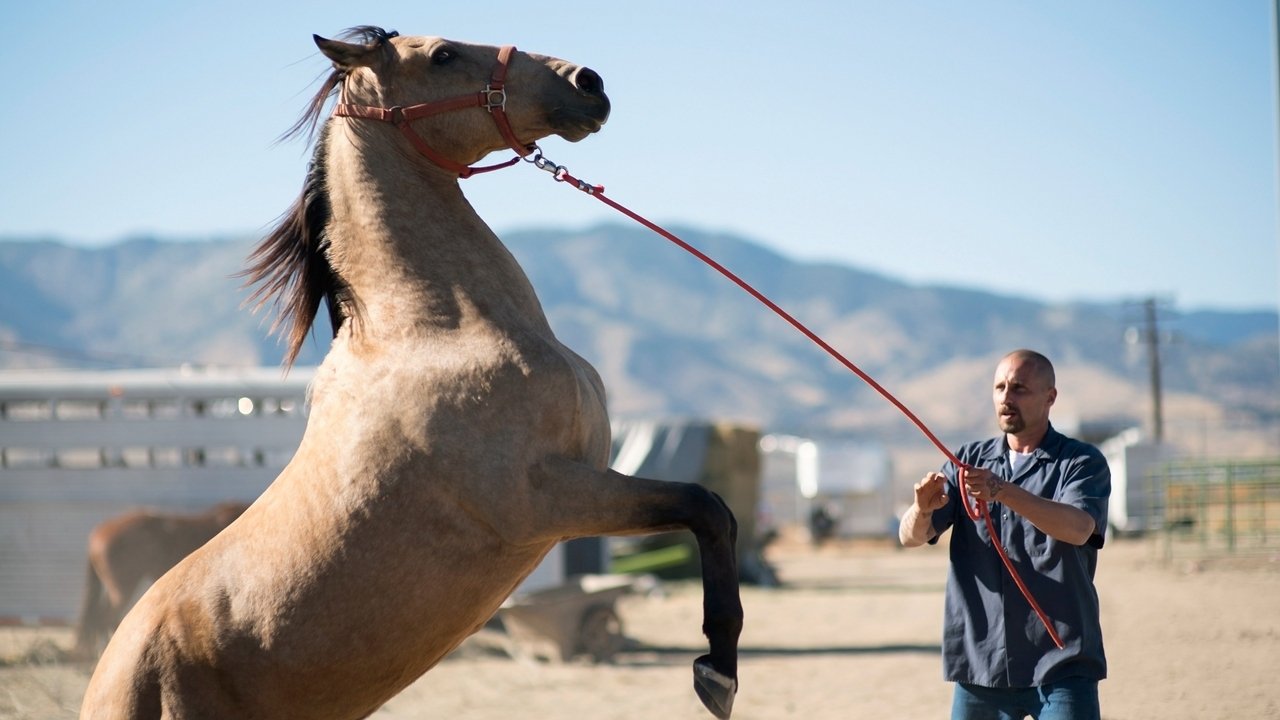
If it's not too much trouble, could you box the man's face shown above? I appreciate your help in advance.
[992,356,1057,437]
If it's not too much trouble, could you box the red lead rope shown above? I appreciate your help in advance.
[529,154,1064,649]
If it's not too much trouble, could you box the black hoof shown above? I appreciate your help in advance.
[693,655,736,719]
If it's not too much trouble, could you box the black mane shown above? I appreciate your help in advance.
[241,121,350,368]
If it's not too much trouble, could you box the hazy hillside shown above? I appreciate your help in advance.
[1,225,1276,459]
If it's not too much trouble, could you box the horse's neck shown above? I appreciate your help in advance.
[325,136,552,340]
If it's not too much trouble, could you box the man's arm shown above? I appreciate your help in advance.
[899,472,948,547]
[962,467,1097,546]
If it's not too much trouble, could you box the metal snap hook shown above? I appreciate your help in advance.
[532,154,564,177]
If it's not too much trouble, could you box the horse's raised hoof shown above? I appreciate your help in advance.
[693,654,736,719]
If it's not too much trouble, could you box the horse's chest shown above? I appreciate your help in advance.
[433,337,592,409]
[320,333,605,454]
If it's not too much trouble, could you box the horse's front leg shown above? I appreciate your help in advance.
[526,456,742,719]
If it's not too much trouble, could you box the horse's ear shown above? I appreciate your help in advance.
[314,35,379,71]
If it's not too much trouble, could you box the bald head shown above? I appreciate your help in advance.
[1001,349,1055,390]
[993,349,1058,449]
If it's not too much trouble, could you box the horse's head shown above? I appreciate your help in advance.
[313,27,610,170]
[246,28,611,368]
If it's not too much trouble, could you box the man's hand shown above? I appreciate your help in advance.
[914,471,949,511]
[960,467,1006,503]
[900,472,949,547]
[960,467,1099,546]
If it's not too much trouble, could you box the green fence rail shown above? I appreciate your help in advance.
[1152,458,1280,562]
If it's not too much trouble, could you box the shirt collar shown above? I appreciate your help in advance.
[978,423,1064,463]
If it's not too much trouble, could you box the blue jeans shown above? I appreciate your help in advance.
[952,678,1100,720]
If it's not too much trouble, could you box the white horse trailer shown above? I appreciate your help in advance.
[0,366,312,624]
[1100,427,1178,535]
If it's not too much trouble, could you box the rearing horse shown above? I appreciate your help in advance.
[81,27,741,719]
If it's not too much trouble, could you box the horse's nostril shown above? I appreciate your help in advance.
[573,67,605,97]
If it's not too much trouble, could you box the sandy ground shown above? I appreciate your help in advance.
[2,534,1278,720]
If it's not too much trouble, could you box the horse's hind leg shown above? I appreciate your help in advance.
[527,456,742,719]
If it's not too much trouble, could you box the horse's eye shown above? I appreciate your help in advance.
[431,47,456,65]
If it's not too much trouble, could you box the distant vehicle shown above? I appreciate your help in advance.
[1101,428,1178,535]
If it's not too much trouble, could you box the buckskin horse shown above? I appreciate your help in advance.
[82,27,741,719]
[73,501,250,660]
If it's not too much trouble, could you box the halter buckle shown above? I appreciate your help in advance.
[483,85,507,112]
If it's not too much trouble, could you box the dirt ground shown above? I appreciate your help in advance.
[3,534,1278,720]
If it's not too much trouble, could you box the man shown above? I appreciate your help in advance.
[899,349,1110,720]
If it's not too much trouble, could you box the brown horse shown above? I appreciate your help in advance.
[73,502,250,660]
[82,27,740,720]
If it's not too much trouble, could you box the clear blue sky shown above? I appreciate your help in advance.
[2,2,1276,311]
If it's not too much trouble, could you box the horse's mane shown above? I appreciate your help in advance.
[241,121,345,368]
[240,26,397,368]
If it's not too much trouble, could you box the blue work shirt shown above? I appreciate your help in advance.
[928,424,1110,688]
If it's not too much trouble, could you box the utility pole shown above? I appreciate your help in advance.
[1125,297,1168,444]
[1142,298,1164,444]
[1273,0,1280,347]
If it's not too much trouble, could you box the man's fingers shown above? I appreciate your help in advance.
[913,473,948,511]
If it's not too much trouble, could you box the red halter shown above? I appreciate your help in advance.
[332,45,534,178]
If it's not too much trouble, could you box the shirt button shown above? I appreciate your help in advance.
[1002,513,1009,520]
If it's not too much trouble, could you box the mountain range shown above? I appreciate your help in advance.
[1,224,1276,462]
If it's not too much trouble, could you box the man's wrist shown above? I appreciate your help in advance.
[989,475,1006,499]
[899,503,933,546]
